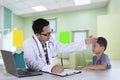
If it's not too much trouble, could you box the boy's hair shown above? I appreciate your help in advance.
[97,37,107,51]
[32,18,49,34]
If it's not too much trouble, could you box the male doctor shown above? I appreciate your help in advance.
[23,18,95,73]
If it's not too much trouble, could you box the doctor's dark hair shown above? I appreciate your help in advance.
[97,37,107,51]
[32,18,49,34]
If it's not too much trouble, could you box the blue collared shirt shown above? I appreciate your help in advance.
[92,54,111,69]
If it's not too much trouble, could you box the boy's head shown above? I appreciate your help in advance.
[92,37,107,54]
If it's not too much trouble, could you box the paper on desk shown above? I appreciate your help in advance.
[53,69,81,76]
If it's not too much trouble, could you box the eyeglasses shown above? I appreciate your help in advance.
[41,32,51,37]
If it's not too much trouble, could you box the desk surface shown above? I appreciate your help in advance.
[0,69,120,80]
[0,60,120,80]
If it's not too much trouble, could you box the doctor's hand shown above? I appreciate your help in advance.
[85,36,96,45]
[51,65,64,73]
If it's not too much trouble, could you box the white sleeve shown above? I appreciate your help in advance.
[54,40,87,53]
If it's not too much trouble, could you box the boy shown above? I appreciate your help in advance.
[76,37,111,70]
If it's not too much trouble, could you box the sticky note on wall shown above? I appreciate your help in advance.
[59,32,71,44]
[13,29,23,46]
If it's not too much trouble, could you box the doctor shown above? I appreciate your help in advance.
[23,18,95,73]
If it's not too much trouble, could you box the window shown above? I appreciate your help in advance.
[72,30,88,42]
[48,18,57,32]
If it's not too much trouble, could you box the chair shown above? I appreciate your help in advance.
[76,51,86,66]
[83,51,93,66]
[76,51,93,66]
[13,51,26,68]
[56,52,77,68]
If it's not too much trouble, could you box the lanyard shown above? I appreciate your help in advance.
[32,36,51,65]
[32,35,55,62]
[32,36,42,58]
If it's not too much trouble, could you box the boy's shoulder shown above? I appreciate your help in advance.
[92,53,109,59]
[101,53,110,60]
[102,53,109,57]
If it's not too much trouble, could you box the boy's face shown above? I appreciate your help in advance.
[92,43,104,54]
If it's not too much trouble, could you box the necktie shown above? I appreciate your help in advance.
[42,43,50,64]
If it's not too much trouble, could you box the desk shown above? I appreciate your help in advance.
[0,60,120,80]
[0,69,120,80]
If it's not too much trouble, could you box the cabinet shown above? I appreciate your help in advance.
[0,7,3,50]
[97,14,120,60]
[0,7,12,52]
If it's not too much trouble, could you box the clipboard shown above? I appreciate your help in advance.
[43,69,81,77]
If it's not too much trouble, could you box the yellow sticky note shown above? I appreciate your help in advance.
[13,30,23,46]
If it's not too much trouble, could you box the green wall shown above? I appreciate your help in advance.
[12,0,120,40]
[23,7,107,40]
[12,7,107,54]
[17,0,120,40]
[12,0,120,60]
[12,14,24,31]
[107,0,120,14]
[12,14,25,50]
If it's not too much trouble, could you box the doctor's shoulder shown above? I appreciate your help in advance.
[24,36,34,46]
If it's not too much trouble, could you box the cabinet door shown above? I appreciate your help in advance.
[0,31,3,50]
[97,14,120,59]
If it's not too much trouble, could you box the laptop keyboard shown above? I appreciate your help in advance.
[17,69,30,75]
[17,69,43,75]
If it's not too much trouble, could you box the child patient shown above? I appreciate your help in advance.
[76,37,111,70]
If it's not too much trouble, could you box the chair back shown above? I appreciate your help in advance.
[13,51,25,68]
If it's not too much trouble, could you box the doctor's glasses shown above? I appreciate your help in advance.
[41,29,53,37]
[41,32,52,37]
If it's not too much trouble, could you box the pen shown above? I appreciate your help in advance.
[61,58,63,66]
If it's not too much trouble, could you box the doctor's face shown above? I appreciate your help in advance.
[39,26,51,42]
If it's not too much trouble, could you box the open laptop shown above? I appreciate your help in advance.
[0,50,43,78]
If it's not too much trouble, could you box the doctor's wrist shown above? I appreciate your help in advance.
[51,65,64,73]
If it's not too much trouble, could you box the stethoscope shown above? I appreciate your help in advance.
[32,36,55,64]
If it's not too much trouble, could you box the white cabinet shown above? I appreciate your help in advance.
[97,14,120,60]
[0,7,3,50]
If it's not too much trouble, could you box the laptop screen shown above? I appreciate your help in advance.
[1,50,18,76]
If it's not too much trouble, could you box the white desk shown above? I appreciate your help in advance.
[0,60,120,80]
[0,69,120,80]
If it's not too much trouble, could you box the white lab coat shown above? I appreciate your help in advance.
[23,34,87,72]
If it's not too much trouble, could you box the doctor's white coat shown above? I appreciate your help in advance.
[23,34,87,72]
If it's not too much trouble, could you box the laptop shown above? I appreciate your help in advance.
[0,50,43,78]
